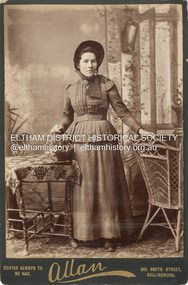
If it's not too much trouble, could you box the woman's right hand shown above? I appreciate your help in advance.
[50,125,64,134]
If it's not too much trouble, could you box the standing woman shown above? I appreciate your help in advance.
[53,41,146,251]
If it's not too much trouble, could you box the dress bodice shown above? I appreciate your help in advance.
[60,75,142,142]
[66,75,112,119]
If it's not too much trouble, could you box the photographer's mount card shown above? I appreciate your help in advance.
[0,1,187,284]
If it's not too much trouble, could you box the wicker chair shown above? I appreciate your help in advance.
[134,139,183,251]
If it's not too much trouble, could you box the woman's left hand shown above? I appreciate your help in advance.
[138,128,155,136]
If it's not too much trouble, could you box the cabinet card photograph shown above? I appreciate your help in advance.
[1,1,187,284]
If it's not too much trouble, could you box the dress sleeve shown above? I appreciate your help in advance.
[107,84,143,134]
[60,88,74,132]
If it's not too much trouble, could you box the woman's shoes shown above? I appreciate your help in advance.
[70,238,79,248]
[104,240,116,252]
[70,238,116,251]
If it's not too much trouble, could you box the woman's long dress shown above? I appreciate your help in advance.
[60,75,142,241]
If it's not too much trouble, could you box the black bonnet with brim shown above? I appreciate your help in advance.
[73,40,104,71]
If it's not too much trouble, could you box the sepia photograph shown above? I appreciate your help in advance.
[1,1,187,284]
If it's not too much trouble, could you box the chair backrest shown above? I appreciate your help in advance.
[135,140,182,210]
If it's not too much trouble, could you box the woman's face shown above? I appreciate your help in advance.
[78,52,98,78]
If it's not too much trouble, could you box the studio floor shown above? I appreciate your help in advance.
[6,216,183,259]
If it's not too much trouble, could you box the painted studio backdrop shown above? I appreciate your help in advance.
[4,4,183,257]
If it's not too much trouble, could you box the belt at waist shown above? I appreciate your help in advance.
[75,114,106,122]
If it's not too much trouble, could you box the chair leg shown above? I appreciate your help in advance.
[162,208,183,252]
[67,183,73,241]
[47,181,55,233]
[175,209,182,251]
[137,203,152,241]
[18,183,29,253]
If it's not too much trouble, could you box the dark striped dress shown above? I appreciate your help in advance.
[60,75,142,241]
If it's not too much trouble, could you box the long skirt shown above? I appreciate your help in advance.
[71,142,133,241]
